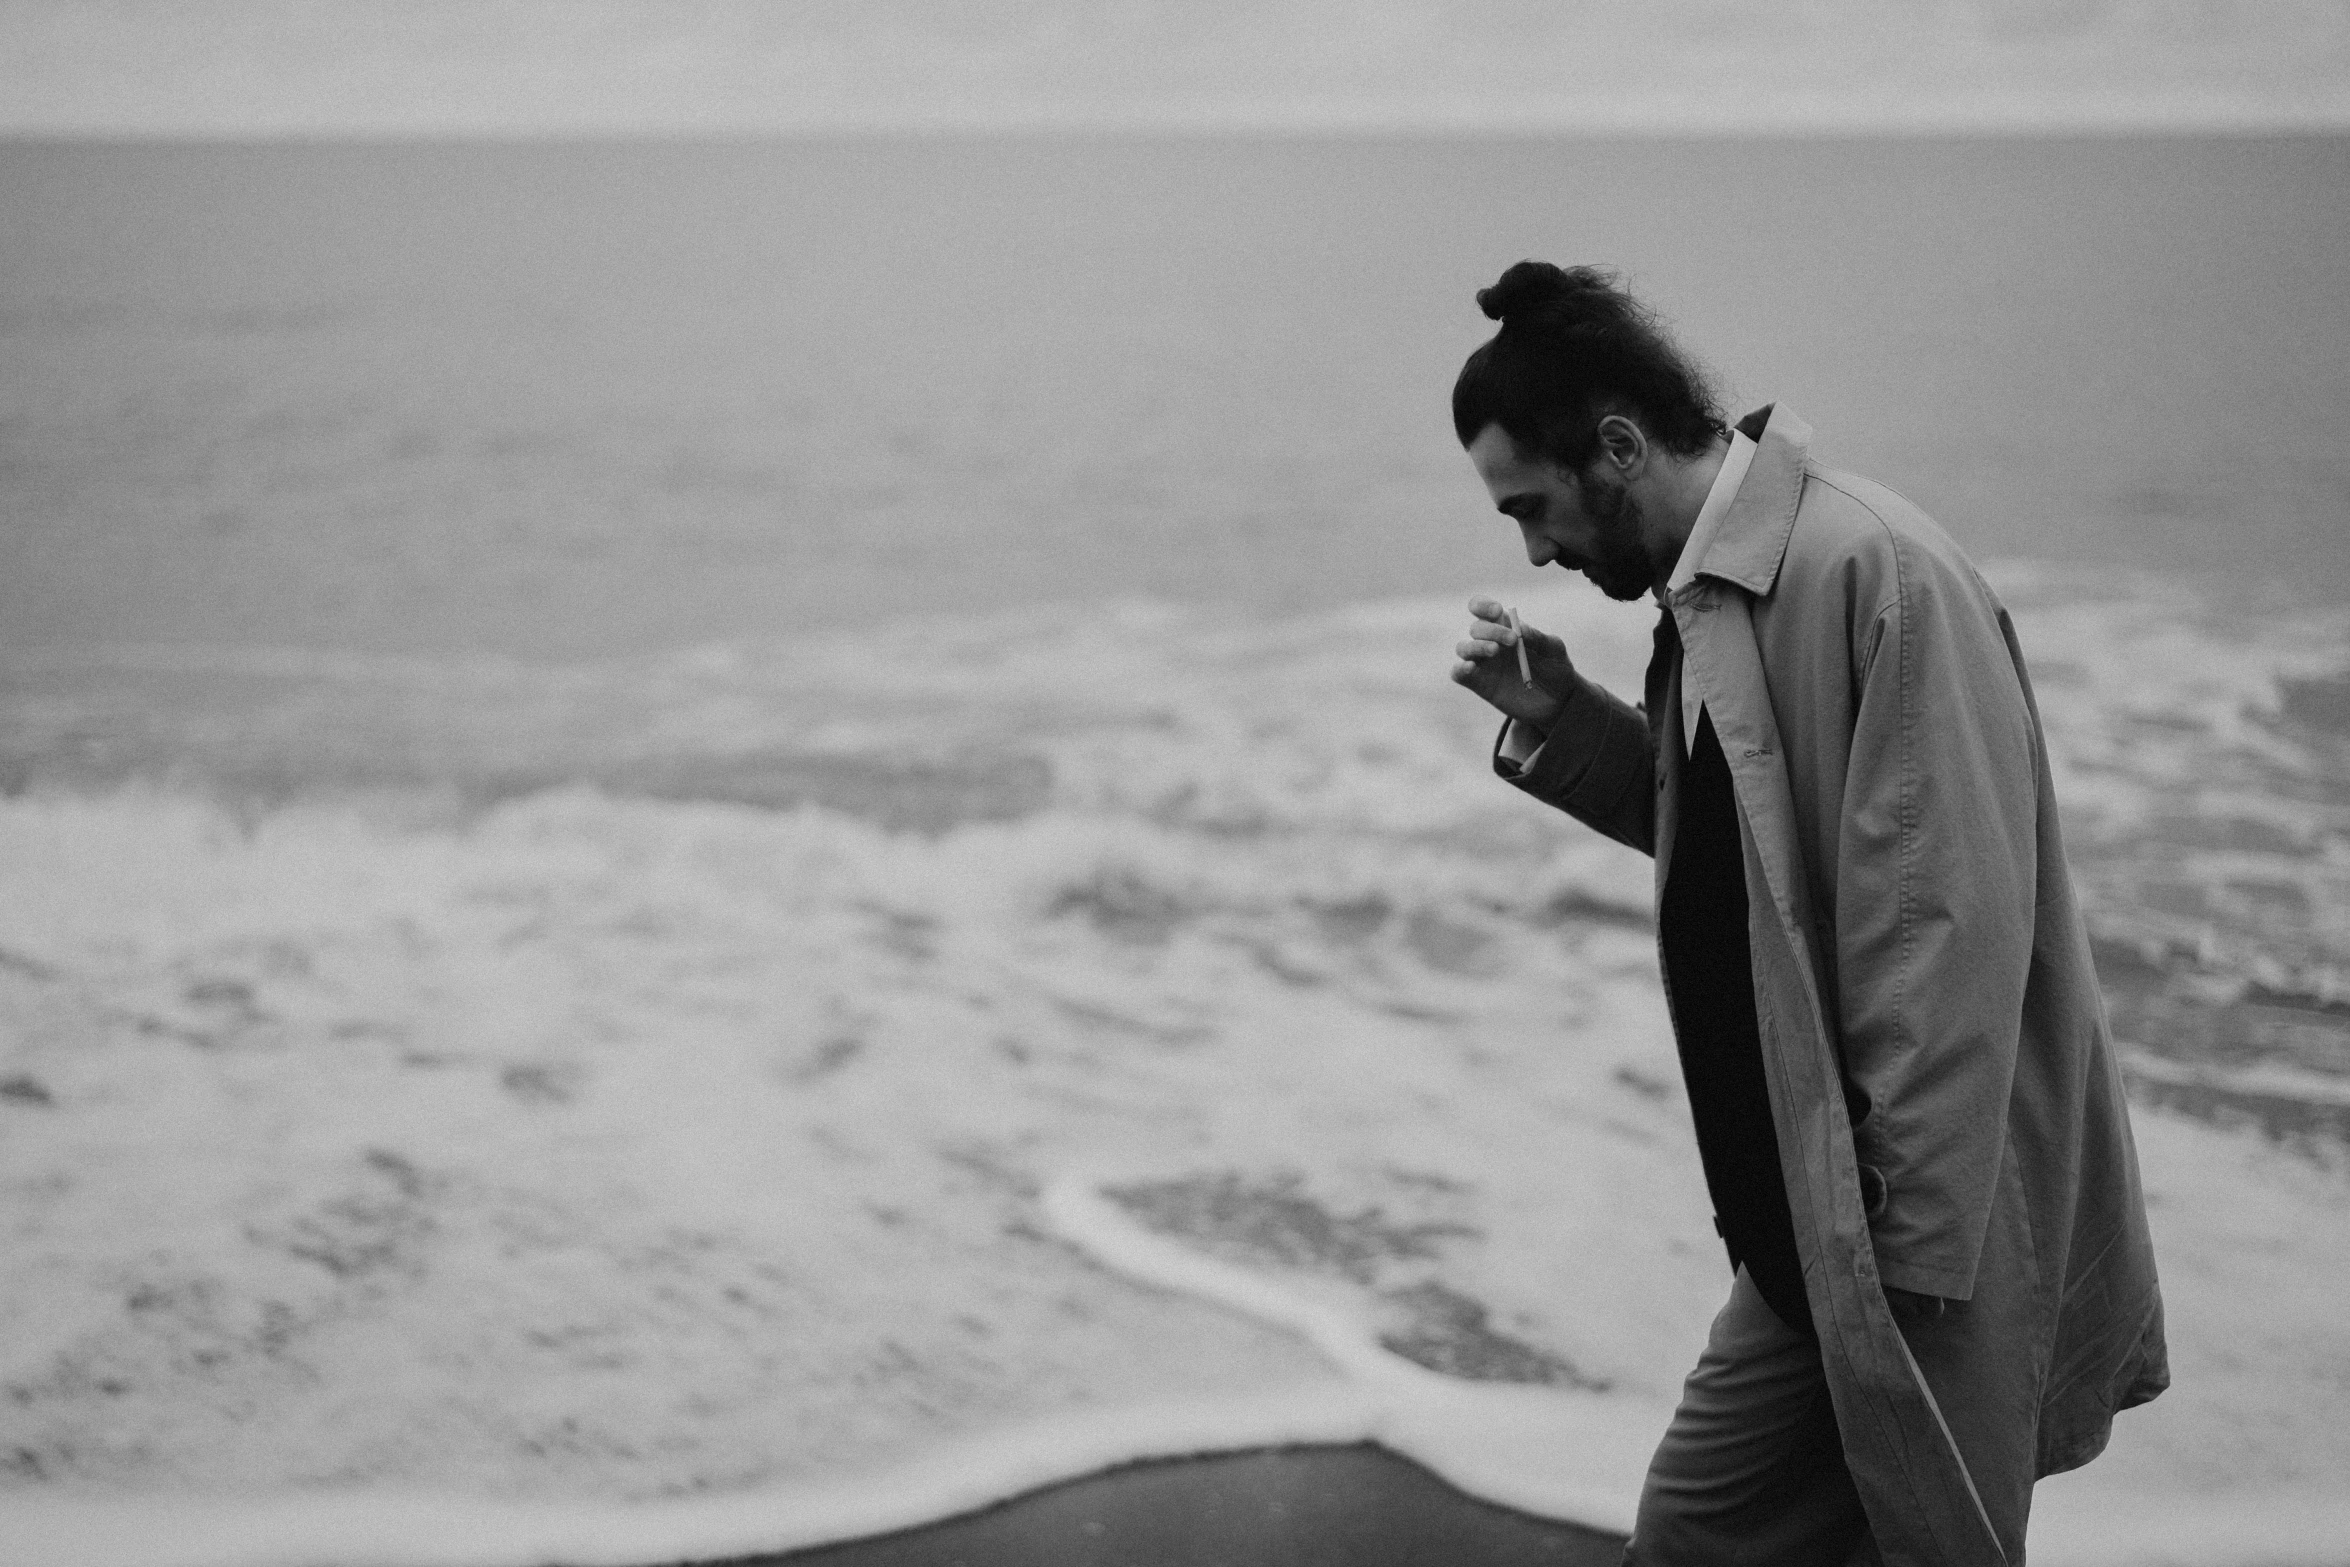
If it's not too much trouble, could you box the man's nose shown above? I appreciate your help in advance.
[1520,524,1556,568]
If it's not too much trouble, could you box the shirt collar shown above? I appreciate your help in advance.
[1657,430,1757,603]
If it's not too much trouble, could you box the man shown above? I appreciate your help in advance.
[1446,262,2166,1567]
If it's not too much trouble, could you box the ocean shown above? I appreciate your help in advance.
[2,135,2348,1565]
[4,134,2350,661]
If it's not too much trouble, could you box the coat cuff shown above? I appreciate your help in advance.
[1859,1157,1982,1299]
[1492,675,1650,815]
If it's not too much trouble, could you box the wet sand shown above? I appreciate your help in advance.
[742,1446,1625,1567]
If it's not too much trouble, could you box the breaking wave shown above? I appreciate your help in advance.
[1,569,2346,1564]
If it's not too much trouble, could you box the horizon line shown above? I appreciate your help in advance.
[7,107,2350,143]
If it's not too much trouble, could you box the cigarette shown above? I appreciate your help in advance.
[1507,607,1533,685]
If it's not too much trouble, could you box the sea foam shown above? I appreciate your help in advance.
[1,579,2346,1564]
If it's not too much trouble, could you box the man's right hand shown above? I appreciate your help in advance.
[1451,595,1573,733]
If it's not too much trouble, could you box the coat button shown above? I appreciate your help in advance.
[1859,1164,1890,1218]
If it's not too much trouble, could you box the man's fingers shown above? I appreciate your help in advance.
[1464,598,1528,648]
[1452,660,1502,689]
[1456,637,1500,660]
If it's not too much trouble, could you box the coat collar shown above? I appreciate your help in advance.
[1672,404,1811,601]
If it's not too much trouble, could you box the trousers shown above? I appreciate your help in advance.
[1623,1268,1879,1566]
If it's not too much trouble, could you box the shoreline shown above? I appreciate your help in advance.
[750,1444,1625,1567]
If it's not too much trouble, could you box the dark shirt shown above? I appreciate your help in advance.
[1657,637,1813,1338]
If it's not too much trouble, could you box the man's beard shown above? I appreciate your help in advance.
[1577,470,1654,602]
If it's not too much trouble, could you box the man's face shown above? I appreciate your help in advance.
[1468,424,1653,601]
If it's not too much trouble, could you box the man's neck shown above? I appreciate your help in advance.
[1643,434,1733,594]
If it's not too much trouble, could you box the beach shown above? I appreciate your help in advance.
[758,1446,1626,1566]
[3,577,2347,1565]
[2,135,2348,1565]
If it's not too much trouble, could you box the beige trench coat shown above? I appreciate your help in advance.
[1502,406,2167,1565]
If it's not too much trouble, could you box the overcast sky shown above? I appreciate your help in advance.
[4,0,2348,136]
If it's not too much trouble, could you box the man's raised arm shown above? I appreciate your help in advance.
[1451,596,1656,854]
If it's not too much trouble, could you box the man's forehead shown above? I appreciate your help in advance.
[1468,425,1547,495]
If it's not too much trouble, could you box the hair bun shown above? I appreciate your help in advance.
[1476,259,1574,324]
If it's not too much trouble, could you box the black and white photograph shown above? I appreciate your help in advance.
[2,7,2346,1565]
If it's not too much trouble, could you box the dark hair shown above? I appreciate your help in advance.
[1451,261,1726,469]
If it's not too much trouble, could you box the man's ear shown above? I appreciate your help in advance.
[1593,414,1647,477]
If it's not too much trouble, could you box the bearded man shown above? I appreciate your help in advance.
[1447,261,2166,1567]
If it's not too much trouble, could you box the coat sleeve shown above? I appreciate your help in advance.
[1491,672,1656,855]
[1835,545,2040,1301]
